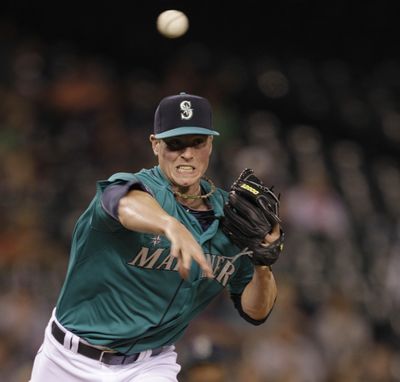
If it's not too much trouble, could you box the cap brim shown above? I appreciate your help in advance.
[154,127,220,139]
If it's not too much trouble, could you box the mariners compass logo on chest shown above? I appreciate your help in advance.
[150,235,162,246]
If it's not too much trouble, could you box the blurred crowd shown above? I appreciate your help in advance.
[1,23,400,382]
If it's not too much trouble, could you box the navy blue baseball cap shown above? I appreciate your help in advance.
[153,92,220,139]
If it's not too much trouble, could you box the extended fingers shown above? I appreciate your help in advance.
[191,251,213,278]
[171,244,213,279]
[170,244,190,279]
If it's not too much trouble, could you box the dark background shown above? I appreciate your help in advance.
[1,0,400,66]
[2,0,400,152]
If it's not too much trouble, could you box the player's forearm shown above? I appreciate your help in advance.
[118,189,213,279]
[241,266,277,320]
[118,189,176,235]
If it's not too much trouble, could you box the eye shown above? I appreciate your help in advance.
[164,139,184,151]
[163,136,207,151]
[192,138,207,147]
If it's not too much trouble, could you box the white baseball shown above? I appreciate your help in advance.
[157,10,189,39]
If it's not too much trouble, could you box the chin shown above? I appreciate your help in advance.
[175,177,196,187]
[173,172,200,186]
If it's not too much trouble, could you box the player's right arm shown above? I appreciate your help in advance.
[118,189,213,279]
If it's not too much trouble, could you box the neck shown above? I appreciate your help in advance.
[174,184,201,199]
[178,197,209,211]
[172,176,216,208]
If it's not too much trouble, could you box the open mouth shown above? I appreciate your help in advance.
[176,165,195,173]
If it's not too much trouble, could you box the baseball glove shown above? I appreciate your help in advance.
[221,168,285,266]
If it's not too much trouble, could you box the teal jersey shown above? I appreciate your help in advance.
[56,166,254,355]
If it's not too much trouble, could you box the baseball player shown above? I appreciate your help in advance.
[29,92,284,382]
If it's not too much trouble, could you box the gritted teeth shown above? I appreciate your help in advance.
[177,165,195,170]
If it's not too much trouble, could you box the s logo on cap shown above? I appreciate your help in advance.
[180,100,193,120]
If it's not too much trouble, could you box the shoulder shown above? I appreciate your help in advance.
[134,167,173,195]
[214,186,228,201]
[102,167,172,198]
[96,172,139,193]
[207,187,228,216]
[107,172,137,183]
[218,187,229,199]
[97,167,161,190]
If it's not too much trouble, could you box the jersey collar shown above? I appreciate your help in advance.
[154,165,224,217]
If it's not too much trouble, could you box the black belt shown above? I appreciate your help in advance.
[51,321,164,365]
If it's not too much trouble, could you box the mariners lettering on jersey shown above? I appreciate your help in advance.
[128,247,237,287]
[180,100,193,120]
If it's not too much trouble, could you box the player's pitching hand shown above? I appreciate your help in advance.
[164,218,213,280]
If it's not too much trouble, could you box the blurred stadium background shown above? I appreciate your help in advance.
[1,1,400,381]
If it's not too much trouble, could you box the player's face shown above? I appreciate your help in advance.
[150,134,213,190]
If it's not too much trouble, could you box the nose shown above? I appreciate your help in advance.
[180,146,194,159]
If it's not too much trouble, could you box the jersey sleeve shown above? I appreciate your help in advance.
[101,180,153,221]
[230,293,275,325]
[227,254,254,295]
[91,172,154,232]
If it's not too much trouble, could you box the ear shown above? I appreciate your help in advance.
[149,135,159,156]
[208,136,213,155]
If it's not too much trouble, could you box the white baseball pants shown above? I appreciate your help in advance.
[29,315,181,382]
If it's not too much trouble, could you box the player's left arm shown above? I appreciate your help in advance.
[221,168,284,322]
[240,224,279,320]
